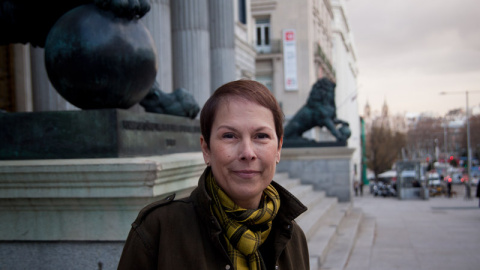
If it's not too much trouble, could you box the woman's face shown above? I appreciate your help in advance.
[201,97,282,209]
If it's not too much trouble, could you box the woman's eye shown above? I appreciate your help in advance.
[222,133,235,139]
[256,133,270,139]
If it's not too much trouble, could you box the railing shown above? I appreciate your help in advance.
[255,39,282,54]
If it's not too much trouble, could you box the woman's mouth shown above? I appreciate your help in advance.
[233,170,260,178]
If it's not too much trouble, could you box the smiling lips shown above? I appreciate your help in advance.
[233,170,261,178]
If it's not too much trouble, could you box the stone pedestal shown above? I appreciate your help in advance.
[0,109,200,160]
[276,147,355,202]
[0,153,205,269]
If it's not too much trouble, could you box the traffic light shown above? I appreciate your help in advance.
[449,156,458,167]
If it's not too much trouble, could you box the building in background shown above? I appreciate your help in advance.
[330,0,361,180]
[251,0,335,118]
[362,99,474,164]
[251,0,361,183]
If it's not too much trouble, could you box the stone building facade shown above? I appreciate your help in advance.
[330,0,361,182]
[251,0,336,118]
[251,0,361,186]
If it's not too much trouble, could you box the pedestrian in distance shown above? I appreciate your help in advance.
[117,80,310,270]
[476,180,480,207]
[464,181,472,200]
[360,180,364,196]
[354,180,359,196]
[447,179,452,198]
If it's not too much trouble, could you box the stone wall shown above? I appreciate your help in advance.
[277,147,355,202]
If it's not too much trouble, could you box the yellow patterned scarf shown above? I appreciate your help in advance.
[206,172,281,270]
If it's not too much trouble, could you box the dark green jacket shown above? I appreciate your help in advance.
[118,167,309,270]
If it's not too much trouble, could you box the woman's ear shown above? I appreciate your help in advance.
[200,136,210,165]
[276,136,283,164]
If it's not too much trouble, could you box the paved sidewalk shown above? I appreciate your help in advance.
[346,185,480,270]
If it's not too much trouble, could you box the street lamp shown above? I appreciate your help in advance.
[440,90,480,199]
[443,118,448,161]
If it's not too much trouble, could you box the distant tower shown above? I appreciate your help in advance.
[364,101,371,118]
[381,99,390,128]
[381,99,389,118]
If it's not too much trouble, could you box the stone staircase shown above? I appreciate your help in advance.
[275,172,371,270]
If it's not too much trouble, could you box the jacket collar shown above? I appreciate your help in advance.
[271,180,308,221]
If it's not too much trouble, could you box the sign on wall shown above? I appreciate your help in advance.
[283,29,298,91]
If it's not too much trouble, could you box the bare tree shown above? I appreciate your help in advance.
[405,116,443,160]
[366,124,406,179]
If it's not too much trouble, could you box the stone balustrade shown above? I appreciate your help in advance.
[0,153,205,241]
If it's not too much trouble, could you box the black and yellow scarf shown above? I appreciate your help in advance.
[206,172,281,270]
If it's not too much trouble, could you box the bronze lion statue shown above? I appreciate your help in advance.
[284,77,351,143]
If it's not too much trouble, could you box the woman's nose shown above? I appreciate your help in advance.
[239,139,257,161]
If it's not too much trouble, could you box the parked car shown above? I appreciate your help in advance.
[427,172,441,186]
[372,181,397,197]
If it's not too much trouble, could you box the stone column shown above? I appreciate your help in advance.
[30,47,77,111]
[208,0,236,90]
[12,44,33,112]
[142,0,173,92]
[171,0,211,108]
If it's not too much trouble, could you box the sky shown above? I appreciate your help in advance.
[345,0,480,117]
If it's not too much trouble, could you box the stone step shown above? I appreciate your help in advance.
[297,197,338,241]
[289,184,315,200]
[277,178,303,191]
[274,171,360,270]
[343,215,376,270]
[274,172,290,181]
[300,189,326,210]
[319,207,363,270]
[274,173,302,190]
[307,202,352,269]
[275,172,331,241]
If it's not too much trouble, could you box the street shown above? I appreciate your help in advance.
[346,184,480,270]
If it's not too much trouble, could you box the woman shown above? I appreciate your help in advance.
[118,80,309,270]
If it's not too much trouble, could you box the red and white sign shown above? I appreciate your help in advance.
[285,31,295,41]
[283,29,298,91]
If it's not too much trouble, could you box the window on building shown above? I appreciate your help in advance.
[256,75,273,92]
[255,18,271,53]
[238,0,246,24]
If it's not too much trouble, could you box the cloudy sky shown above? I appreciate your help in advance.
[345,0,480,117]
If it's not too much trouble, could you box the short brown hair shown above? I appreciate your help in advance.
[200,80,284,148]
